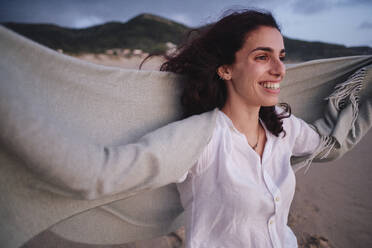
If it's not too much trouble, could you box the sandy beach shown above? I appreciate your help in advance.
[290,128,372,248]
[22,54,372,248]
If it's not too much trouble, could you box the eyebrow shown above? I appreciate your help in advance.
[250,47,286,54]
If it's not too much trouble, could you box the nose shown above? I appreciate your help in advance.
[269,57,285,78]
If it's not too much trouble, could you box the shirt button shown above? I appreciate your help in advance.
[275,197,280,202]
[269,219,274,225]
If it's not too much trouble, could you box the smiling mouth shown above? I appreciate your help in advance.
[259,82,280,90]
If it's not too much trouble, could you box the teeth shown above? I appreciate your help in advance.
[261,82,280,89]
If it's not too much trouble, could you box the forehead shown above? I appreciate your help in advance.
[242,26,284,51]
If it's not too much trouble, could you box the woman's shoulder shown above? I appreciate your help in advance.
[275,105,298,127]
[275,105,321,153]
[274,105,311,138]
[276,104,310,124]
[175,109,220,183]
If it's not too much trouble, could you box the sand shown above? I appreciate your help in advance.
[290,130,372,248]
[22,54,372,248]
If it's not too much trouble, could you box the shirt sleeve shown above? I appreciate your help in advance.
[0,93,216,199]
[176,127,216,183]
[289,115,321,157]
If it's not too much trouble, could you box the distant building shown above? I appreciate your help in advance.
[133,49,143,56]
[105,49,115,55]
[166,42,177,55]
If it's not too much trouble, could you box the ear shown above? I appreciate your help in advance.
[217,65,232,80]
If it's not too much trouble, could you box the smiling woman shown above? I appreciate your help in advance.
[1,5,372,248]
[219,26,286,110]
[160,9,321,247]
[161,10,291,138]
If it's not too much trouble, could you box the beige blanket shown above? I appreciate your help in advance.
[0,26,371,247]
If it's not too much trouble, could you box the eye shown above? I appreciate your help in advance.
[279,56,286,61]
[255,55,268,61]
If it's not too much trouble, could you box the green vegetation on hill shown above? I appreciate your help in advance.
[2,13,371,61]
[3,14,188,54]
[284,37,372,61]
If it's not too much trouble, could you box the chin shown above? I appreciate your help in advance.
[261,99,278,107]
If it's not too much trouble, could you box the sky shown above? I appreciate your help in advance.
[0,0,371,47]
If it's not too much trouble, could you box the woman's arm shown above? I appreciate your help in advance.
[0,93,217,199]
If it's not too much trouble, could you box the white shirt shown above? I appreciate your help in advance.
[177,110,320,248]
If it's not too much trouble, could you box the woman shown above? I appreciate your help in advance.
[0,8,371,248]
[159,9,321,247]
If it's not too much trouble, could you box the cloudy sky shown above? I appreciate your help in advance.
[0,0,371,47]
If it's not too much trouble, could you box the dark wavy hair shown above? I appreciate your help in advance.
[146,9,291,137]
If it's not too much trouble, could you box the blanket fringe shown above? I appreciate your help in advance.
[325,67,366,138]
[303,135,336,174]
[303,67,366,174]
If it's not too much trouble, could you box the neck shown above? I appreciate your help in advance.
[221,100,260,135]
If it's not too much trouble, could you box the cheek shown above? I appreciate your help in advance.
[236,78,257,97]
[249,65,266,80]
[231,63,266,92]
[241,62,264,78]
[243,67,264,89]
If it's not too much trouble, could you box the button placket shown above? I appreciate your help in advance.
[267,215,283,248]
[259,127,282,247]
[263,171,282,248]
[273,190,281,206]
[267,216,277,248]
[262,170,279,201]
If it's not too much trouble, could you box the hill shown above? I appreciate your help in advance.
[2,14,188,54]
[2,13,372,61]
[284,37,372,62]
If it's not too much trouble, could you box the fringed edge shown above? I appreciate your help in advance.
[325,67,366,138]
[303,67,367,174]
[303,135,337,174]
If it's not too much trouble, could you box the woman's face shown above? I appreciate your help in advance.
[221,26,286,108]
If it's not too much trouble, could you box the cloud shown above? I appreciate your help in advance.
[291,0,334,15]
[73,16,104,28]
[289,0,372,15]
[359,21,372,29]
[168,13,193,26]
[341,0,372,4]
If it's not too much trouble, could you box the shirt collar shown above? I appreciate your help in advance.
[217,110,270,138]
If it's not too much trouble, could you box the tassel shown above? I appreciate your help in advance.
[325,67,366,138]
[303,135,336,174]
[303,67,367,174]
